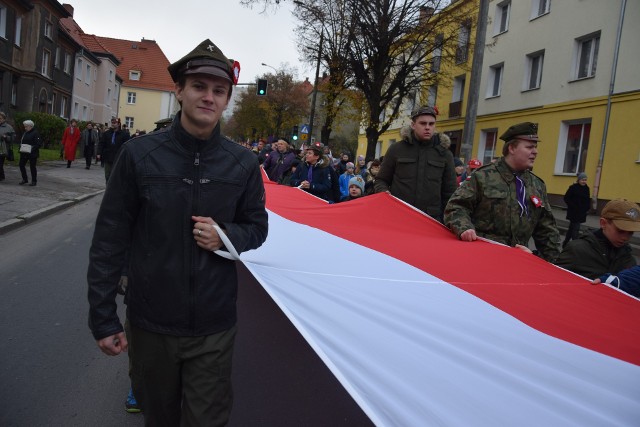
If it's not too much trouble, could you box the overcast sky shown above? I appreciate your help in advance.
[71,0,309,83]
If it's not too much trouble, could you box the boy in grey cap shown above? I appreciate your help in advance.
[88,39,267,425]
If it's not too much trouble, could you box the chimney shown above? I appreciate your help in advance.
[419,6,435,23]
[62,4,74,17]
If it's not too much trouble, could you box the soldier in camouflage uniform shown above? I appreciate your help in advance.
[444,122,560,262]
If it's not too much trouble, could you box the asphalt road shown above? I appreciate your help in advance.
[0,195,372,426]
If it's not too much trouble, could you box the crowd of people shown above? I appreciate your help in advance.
[15,36,623,426]
[257,106,640,303]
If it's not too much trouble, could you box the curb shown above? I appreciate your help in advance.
[0,190,104,235]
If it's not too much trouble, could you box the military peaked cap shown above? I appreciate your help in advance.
[499,122,540,142]
[167,39,240,85]
[410,105,439,119]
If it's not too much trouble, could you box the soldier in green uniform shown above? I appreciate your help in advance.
[444,122,560,262]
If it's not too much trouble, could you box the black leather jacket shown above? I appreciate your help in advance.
[88,114,268,340]
[98,127,129,163]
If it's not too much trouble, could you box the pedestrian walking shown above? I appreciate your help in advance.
[87,38,268,426]
[562,172,590,246]
[62,119,81,168]
[18,119,41,186]
[81,122,98,170]
[0,111,15,181]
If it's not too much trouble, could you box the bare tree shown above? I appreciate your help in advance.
[292,0,356,146]
[242,0,475,160]
[341,0,474,160]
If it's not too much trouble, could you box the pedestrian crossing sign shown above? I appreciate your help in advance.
[300,125,309,134]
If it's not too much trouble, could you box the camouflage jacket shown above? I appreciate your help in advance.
[444,157,560,262]
[374,132,456,221]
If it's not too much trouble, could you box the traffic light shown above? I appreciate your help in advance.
[256,79,268,96]
[292,125,299,141]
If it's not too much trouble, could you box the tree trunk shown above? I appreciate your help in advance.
[365,126,381,161]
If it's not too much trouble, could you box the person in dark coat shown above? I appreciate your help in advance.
[562,172,590,246]
[18,119,41,186]
[97,118,130,182]
[290,142,336,202]
[262,138,296,182]
[556,198,639,279]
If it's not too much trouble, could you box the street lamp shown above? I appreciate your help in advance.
[261,63,277,73]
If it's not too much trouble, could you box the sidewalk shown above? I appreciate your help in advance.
[0,160,105,234]
[0,161,638,256]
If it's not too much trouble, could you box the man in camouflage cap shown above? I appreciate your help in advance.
[88,39,267,425]
[444,122,560,261]
[375,105,456,222]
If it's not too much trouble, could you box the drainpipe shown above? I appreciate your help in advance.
[592,0,626,210]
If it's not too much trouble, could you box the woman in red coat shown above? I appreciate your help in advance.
[62,119,81,168]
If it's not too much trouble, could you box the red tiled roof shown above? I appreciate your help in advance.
[80,34,113,56]
[59,17,116,61]
[59,16,84,47]
[95,36,175,92]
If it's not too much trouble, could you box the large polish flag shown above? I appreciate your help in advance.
[233,178,639,426]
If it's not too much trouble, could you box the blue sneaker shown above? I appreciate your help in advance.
[125,387,142,413]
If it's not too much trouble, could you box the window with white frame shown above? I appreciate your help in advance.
[452,76,465,103]
[407,90,418,115]
[479,130,498,165]
[524,51,544,90]
[129,70,141,81]
[494,1,511,35]
[85,64,91,84]
[76,58,83,80]
[44,21,52,39]
[41,50,51,77]
[431,34,443,72]
[125,117,134,129]
[64,52,71,74]
[106,88,111,105]
[54,47,60,68]
[0,6,7,39]
[427,85,438,107]
[73,102,79,119]
[50,93,56,114]
[82,106,87,121]
[556,120,591,175]
[14,16,21,47]
[61,96,67,117]
[573,32,600,80]
[486,63,504,98]
[531,0,550,19]
[11,81,17,105]
[127,92,136,104]
[456,22,471,64]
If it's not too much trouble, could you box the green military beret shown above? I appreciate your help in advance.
[499,122,540,142]
[167,39,240,85]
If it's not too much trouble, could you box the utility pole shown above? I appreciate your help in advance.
[308,31,323,142]
[461,0,489,161]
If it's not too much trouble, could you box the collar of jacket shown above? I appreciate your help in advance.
[495,157,528,184]
[306,156,327,168]
[407,132,451,154]
[170,111,221,152]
